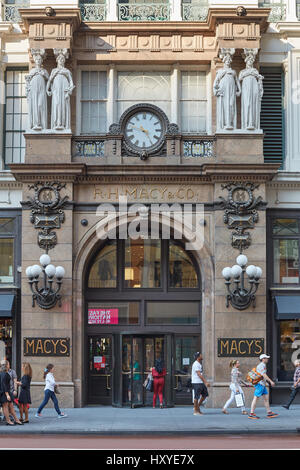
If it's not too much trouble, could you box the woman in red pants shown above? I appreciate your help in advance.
[152,359,166,409]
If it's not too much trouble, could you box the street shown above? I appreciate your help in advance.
[0,433,299,450]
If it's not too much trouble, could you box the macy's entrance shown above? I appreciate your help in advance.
[85,238,201,407]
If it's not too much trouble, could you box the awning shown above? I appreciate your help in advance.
[0,294,15,317]
[275,296,300,320]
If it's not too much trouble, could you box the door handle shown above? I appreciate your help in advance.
[106,374,111,390]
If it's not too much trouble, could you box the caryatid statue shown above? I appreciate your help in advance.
[239,48,264,131]
[213,48,241,131]
[46,48,75,131]
[25,48,49,131]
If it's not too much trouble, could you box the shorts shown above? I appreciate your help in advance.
[192,383,209,400]
[254,383,268,397]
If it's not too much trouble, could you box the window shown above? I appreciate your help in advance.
[260,67,284,166]
[80,71,107,134]
[88,241,117,288]
[4,69,28,165]
[0,319,13,364]
[78,69,208,134]
[278,320,300,381]
[180,71,207,133]
[88,302,139,325]
[117,72,171,120]
[272,218,300,284]
[0,218,15,284]
[124,239,161,288]
[146,301,199,325]
[169,241,199,288]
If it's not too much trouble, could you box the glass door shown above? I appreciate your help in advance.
[122,335,166,407]
[174,336,200,405]
[87,336,112,405]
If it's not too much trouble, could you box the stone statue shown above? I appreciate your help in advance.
[46,48,75,131]
[25,49,49,131]
[239,48,264,131]
[213,48,241,131]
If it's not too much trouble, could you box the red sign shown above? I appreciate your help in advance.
[88,308,119,325]
[94,356,106,370]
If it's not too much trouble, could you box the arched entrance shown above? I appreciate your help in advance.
[84,237,202,407]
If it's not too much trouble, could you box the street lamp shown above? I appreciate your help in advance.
[26,254,65,309]
[222,254,262,310]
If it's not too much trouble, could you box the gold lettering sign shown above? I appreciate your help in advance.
[23,338,70,357]
[218,338,264,357]
[93,185,202,203]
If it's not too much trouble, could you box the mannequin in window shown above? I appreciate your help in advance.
[98,258,113,284]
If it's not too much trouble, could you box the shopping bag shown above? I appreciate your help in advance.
[234,392,244,408]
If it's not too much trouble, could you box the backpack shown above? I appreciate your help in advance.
[246,368,262,385]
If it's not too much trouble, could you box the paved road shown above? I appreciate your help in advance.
[0,434,299,450]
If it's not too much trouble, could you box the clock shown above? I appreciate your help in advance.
[120,104,168,156]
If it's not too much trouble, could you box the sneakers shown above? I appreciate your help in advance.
[248,413,260,420]
[58,413,68,418]
[35,413,42,418]
[266,411,278,418]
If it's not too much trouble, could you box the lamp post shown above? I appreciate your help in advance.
[26,254,65,309]
[222,254,262,310]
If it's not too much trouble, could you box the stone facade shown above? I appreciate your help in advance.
[1,1,292,409]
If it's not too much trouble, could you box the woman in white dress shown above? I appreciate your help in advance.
[25,49,49,131]
[46,49,75,131]
[239,49,264,131]
[222,360,250,415]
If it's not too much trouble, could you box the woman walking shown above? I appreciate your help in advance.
[151,359,166,409]
[17,362,32,423]
[35,364,67,418]
[222,360,249,415]
[282,359,300,410]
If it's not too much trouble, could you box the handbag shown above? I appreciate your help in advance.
[234,392,244,408]
[144,373,153,392]
[54,385,60,394]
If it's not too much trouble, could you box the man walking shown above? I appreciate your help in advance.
[191,352,210,415]
[248,354,278,420]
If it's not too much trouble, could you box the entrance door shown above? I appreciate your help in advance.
[87,335,112,404]
[174,336,200,405]
[122,335,165,407]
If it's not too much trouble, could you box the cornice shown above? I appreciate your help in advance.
[8,162,279,184]
[0,23,13,36]
[276,22,300,36]
[19,7,81,33]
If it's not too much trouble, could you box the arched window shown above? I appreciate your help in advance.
[86,238,201,326]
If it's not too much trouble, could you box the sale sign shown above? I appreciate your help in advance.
[94,356,106,370]
[88,308,119,325]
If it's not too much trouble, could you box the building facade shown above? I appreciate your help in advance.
[0,0,299,408]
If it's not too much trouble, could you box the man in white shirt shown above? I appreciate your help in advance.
[248,354,278,420]
[191,352,210,415]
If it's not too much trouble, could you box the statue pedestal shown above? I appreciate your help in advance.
[24,132,72,164]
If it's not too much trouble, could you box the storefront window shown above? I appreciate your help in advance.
[169,241,198,288]
[273,218,299,236]
[146,301,199,325]
[88,302,139,325]
[273,239,299,284]
[0,319,13,363]
[124,239,161,288]
[278,320,300,381]
[88,241,117,288]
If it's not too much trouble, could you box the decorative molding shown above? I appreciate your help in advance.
[27,181,69,253]
[218,182,265,253]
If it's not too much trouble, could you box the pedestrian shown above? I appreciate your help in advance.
[0,360,23,425]
[222,360,249,415]
[35,364,67,418]
[16,362,32,423]
[6,360,18,403]
[282,359,300,410]
[248,354,278,420]
[151,359,166,409]
[191,352,210,415]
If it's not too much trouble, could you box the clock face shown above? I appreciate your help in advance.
[124,110,164,150]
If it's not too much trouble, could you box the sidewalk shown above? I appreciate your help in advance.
[1,405,300,435]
